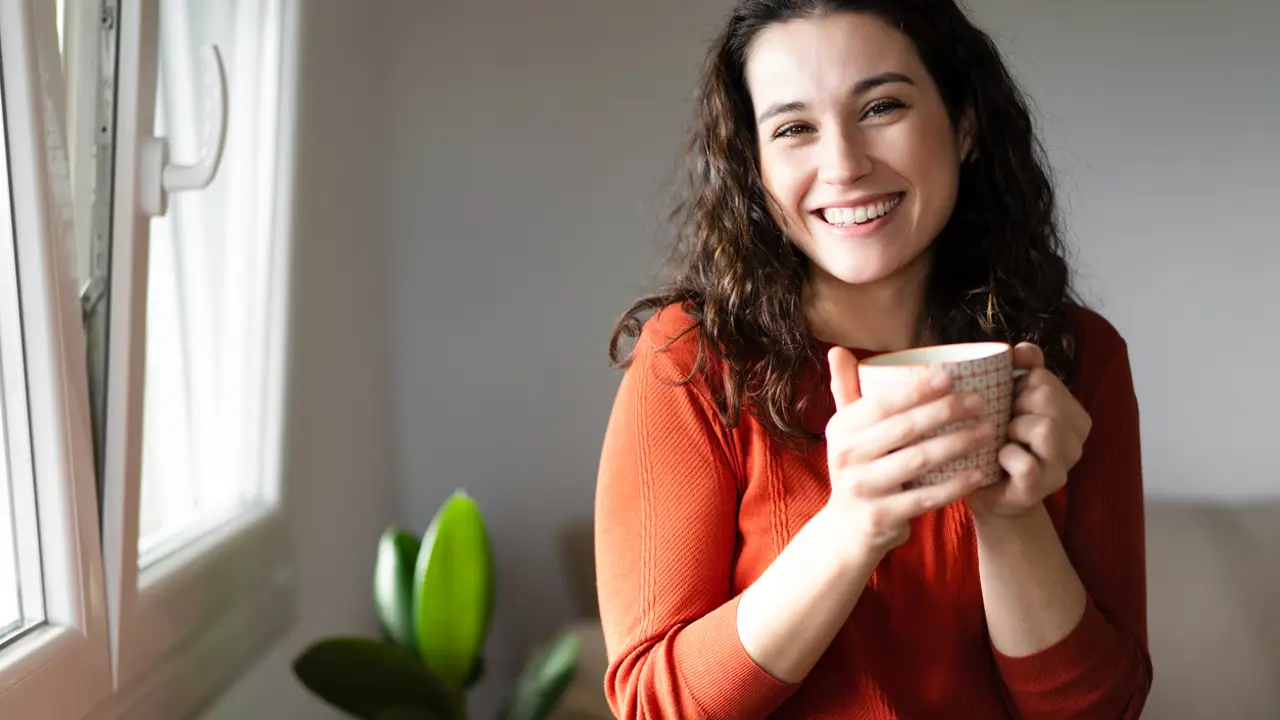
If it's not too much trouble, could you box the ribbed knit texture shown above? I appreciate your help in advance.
[594,304,1152,719]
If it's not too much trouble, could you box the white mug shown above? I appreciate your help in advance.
[857,342,1019,488]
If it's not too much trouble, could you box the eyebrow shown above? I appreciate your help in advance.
[755,72,916,124]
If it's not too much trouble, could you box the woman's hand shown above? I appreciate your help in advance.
[966,343,1092,519]
[823,346,995,559]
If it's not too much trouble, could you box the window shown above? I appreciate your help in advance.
[138,0,286,565]
[0,1,114,718]
[0,0,301,717]
[0,53,45,646]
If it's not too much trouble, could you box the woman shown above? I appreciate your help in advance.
[595,1,1152,718]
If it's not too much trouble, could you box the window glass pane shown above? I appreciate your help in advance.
[0,476,19,636]
[139,0,283,565]
[0,41,46,643]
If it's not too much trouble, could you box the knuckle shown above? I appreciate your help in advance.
[1032,419,1054,446]
[936,396,961,423]
[913,380,943,405]
[1010,417,1031,442]
[1032,385,1054,406]
[828,446,851,472]
[844,469,874,496]
[918,491,945,515]
[893,415,918,446]
[905,447,930,475]
[864,503,893,530]
[957,427,982,449]
[1017,452,1038,476]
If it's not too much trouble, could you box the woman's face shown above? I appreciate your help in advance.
[745,12,971,289]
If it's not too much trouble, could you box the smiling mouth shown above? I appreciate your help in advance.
[814,192,905,228]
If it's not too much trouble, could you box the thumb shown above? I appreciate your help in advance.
[828,346,861,409]
[1012,342,1046,370]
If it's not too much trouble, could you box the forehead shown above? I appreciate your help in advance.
[744,13,923,101]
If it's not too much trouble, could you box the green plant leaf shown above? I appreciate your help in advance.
[413,490,495,693]
[292,637,458,719]
[500,633,581,720]
[375,526,423,654]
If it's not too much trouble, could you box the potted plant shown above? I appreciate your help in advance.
[293,490,580,720]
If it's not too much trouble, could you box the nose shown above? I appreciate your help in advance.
[816,126,873,186]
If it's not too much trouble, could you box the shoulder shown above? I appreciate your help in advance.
[1065,303,1134,398]
[632,303,712,382]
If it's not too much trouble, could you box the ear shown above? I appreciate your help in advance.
[957,105,978,163]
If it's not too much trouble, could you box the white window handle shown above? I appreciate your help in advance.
[140,44,228,218]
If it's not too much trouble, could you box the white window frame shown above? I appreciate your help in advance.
[88,0,301,717]
[0,0,303,717]
[0,0,113,718]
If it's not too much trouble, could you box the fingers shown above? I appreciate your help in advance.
[831,391,984,466]
[1013,374,1092,443]
[842,421,996,496]
[1013,381,1055,416]
[1007,414,1062,464]
[996,441,1070,507]
[828,347,861,409]
[830,368,955,433]
[998,441,1040,480]
[877,469,987,520]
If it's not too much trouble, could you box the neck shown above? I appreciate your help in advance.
[804,254,933,352]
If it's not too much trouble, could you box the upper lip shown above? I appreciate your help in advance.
[811,192,903,212]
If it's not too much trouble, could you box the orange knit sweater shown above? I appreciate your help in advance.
[594,304,1152,719]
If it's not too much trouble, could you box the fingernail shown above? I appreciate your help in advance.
[964,394,984,411]
[932,372,952,390]
[977,422,997,439]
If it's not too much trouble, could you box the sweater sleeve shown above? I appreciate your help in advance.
[993,336,1154,719]
[594,316,798,719]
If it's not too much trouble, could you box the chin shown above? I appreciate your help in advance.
[808,250,925,288]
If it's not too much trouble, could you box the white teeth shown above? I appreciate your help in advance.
[821,194,901,227]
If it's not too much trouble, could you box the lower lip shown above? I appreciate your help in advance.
[813,194,904,237]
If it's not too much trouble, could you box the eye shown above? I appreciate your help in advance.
[862,98,906,120]
[772,122,814,140]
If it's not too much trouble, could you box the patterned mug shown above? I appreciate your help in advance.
[856,342,1020,488]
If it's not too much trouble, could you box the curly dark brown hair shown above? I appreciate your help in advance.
[609,0,1080,445]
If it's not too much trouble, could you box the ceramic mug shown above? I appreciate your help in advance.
[856,342,1021,488]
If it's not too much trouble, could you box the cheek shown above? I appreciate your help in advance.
[758,155,813,236]
[899,123,962,223]
[759,150,807,208]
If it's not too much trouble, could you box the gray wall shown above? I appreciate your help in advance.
[379,1,741,715]
[969,0,1280,500]
[381,0,1280,711]
[205,0,1280,716]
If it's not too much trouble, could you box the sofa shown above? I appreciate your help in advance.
[548,501,1280,719]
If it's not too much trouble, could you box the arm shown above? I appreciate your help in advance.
[972,504,1087,658]
[974,342,1152,719]
[594,334,802,720]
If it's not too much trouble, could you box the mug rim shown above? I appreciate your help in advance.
[860,341,1011,367]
